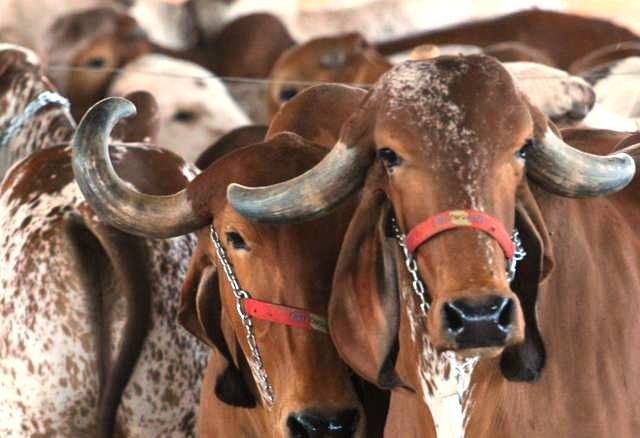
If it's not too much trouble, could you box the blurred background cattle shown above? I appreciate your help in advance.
[2,1,640,437]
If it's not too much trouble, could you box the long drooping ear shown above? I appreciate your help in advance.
[266,83,367,146]
[178,240,256,407]
[500,182,554,381]
[330,176,405,389]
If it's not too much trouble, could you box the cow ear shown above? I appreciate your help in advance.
[178,243,256,406]
[329,188,406,390]
[111,91,159,143]
[500,183,554,381]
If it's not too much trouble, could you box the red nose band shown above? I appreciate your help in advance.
[405,209,514,258]
[244,298,328,333]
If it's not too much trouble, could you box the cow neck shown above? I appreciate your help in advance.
[208,224,329,408]
[390,211,525,438]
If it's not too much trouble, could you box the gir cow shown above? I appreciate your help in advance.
[267,34,595,125]
[374,9,639,70]
[69,96,391,437]
[224,55,640,437]
[0,78,208,435]
[42,7,150,119]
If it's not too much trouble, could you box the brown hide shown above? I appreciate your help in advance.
[267,32,391,117]
[267,83,368,145]
[463,133,640,437]
[180,134,371,437]
[42,7,150,119]
[194,125,267,170]
[483,41,556,66]
[568,41,640,75]
[375,10,639,69]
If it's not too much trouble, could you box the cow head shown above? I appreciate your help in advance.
[225,56,636,384]
[42,7,150,119]
[268,32,392,117]
[108,53,250,163]
[71,100,366,437]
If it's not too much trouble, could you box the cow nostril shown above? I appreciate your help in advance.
[329,409,359,435]
[287,409,359,438]
[287,414,318,438]
[497,299,514,332]
[443,302,464,335]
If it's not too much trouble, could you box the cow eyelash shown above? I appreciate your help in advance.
[226,232,248,250]
[377,147,401,168]
[516,139,533,160]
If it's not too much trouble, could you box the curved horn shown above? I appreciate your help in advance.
[527,128,636,197]
[72,97,209,238]
[227,141,372,223]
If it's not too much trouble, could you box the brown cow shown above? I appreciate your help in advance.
[268,36,595,125]
[42,7,150,119]
[568,41,640,75]
[69,97,388,437]
[224,55,639,437]
[374,9,639,70]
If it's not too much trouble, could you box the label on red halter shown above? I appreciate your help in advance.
[405,209,514,258]
[243,298,328,333]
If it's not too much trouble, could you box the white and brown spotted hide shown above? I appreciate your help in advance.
[0,44,75,176]
[0,144,208,436]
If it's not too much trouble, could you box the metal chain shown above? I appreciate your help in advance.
[506,229,527,282]
[390,214,524,410]
[209,225,275,406]
[0,91,70,147]
[390,216,431,314]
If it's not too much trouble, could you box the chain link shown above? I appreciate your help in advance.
[506,229,527,282]
[209,225,274,406]
[0,91,70,147]
[390,216,430,314]
[390,214,524,410]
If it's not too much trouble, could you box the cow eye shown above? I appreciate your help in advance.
[377,147,400,168]
[516,139,533,160]
[279,87,297,102]
[226,232,247,250]
[85,57,106,69]
[173,110,197,123]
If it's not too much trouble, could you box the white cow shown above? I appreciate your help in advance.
[109,54,251,163]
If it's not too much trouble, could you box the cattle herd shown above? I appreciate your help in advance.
[1,1,640,437]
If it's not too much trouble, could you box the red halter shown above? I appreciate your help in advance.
[406,209,514,258]
[243,298,328,333]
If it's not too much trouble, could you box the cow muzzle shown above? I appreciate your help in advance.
[286,409,360,438]
[431,292,524,354]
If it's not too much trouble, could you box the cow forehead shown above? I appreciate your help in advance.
[374,57,530,152]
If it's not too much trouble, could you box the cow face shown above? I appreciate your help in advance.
[368,58,530,352]
[268,32,392,118]
[71,97,368,435]
[42,7,150,119]
[226,55,634,376]
[178,135,365,437]
[108,54,250,163]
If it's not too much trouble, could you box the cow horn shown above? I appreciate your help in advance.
[72,97,208,238]
[227,141,372,223]
[527,128,636,197]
